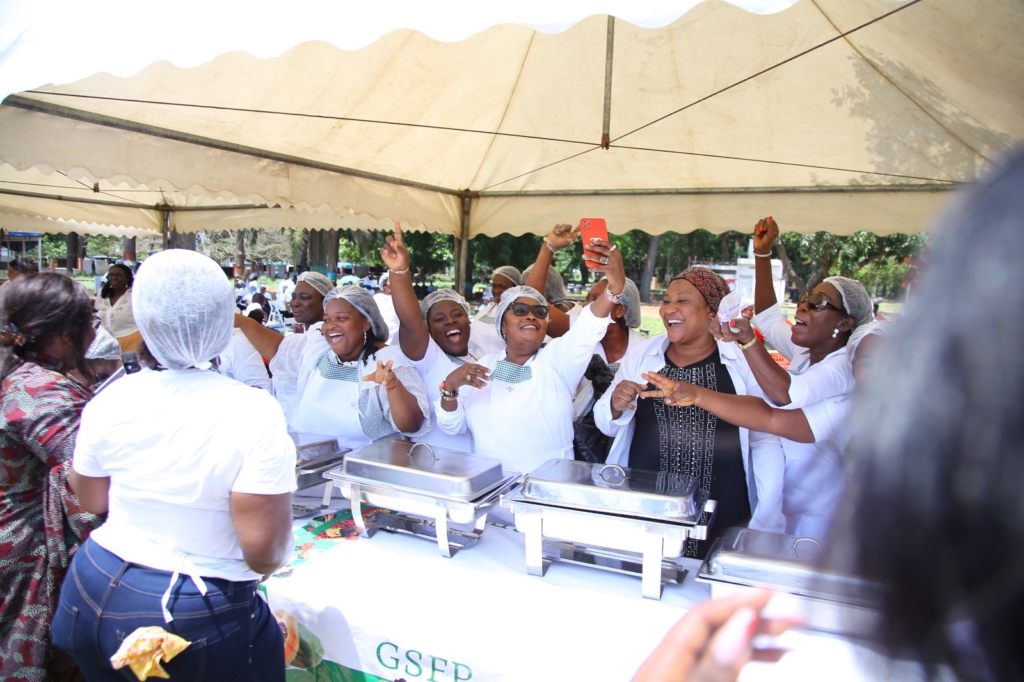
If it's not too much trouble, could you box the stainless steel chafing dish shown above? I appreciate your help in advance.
[502,460,716,600]
[697,527,881,636]
[324,439,521,557]
[291,437,349,517]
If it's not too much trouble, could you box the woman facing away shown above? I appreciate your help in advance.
[0,273,102,681]
[95,263,142,353]
[54,250,296,681]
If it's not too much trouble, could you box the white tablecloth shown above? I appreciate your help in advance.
[266,511,914,682]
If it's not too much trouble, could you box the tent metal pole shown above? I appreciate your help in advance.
[0,187,269,211]
[455,195,471,297]
[476,184,955,197]
[4,94,464,197]
[160,208,171,250]
[601,16,615,150]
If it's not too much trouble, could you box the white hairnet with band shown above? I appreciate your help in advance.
[378,271,390,290]
[491,265,522,287]
[522,264,568,306]
[132,250,234,370]
[420,288,470,322]
[848,321,886,362]
[494,285,548,338]
[85,325,123,361]
[824,276,873,328]
[616,278,642,329]
[297,271,334,298]
[323,285,389,340]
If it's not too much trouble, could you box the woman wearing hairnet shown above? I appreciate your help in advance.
[379,223,476,453]
[234,271,332,420]
[717,216,873,538]
[468,265,522,357]
[56,250,296,680]
[283,285,430,448]
[435,234,627,475]
[521,263,576,314]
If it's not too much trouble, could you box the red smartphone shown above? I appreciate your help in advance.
[579,218,609,268]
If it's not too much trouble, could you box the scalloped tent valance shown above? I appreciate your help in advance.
[1,0,1022,284]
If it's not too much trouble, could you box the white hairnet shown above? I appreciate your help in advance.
[378,271,390,290]
[494,285,547,338]
[492,265,522,287]
[848,321,886,362]
[617,278,642,328]
[297,271,334,298]
[421,288,470,322]
[85,325,123,361]
[522,264,568,305]
[324,285,388,340]
[132,250,234,370]
[824,276,873,329]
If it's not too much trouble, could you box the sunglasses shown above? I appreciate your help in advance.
[509,302,549,318]
[798,291,846,315]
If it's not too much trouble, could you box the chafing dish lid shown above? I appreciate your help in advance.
[521,460,702,523]
[290,436,342,464]
[698,527,881,606]
[338,439,505,500]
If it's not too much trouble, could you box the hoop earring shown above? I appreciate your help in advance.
[832,328,839,339]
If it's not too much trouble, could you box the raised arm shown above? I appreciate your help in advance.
[380,221,430,361]
[234,314,285,360]
[753,217,779,315]
[719,317,795,406]
[639,371,815,443]
[526,224,578,338]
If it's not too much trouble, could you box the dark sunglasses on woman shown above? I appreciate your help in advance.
[798,291,846,315]
[509,302,550,318]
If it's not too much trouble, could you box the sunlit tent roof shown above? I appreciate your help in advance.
[1,0,1021,249]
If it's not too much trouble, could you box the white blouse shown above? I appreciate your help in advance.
[96,289,138,339]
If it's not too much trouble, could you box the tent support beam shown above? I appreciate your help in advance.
[0,187,269,211]
[160,208,171,250]
[5,94,464,197]
[601,16,615,150]
[455,194,471,297]
[476,184,955,197]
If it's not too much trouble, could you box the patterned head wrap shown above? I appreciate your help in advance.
[672,267,730,313]
[297,271,334,298]
[494,285,547,338]
[323,285,388,340]
[421,288,471,322]
[522,264,568,306]
[491,266,522,287]
[824,276,873,329]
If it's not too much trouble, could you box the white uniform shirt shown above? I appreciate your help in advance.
[435,305,610,474]
[95,289,138,339]
[373,293,401,345]
[407,337,475,453]
[468,303,505,358]
[217,329,272,392]
[72,368,296,582]
[277,279,295,310]
[752,303,854,538]
[593,335,788,534]
[269,322,326,422]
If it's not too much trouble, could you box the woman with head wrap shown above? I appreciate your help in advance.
[436,234,627,476]
[711,216,872,538]
[285,285,430,447]
[96,263,142,352]
[379,223,476,452]
[468,264,522,357]
[0,273,101,681]
[55,250,295,680]
[234,270,333,421]
[593,266,787,558]
[523,262,575,313]
[372,271,400,345]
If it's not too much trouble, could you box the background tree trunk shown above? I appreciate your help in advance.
[122,236,137,262]
[639,234,660,303]
[295,230,310,271]
[65,232,80,275]
[234,230,246,276]
[325,230,341,277]
[719,232,731,262]
[307,229,324,269]
[774,240,807,293]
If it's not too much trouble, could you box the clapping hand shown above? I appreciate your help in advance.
[362,359,401,390]
[379,221,411,273]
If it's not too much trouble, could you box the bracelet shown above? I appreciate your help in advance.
[439,381,458,400]
[543,238,557,254]
[390,268,409,275]
[753,251,772,259]
[604,288,624,304]
[737,336,759,350]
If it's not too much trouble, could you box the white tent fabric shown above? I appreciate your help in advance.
[0,0,1021,249]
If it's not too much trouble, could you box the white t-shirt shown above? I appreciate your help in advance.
[73,368,297,582]
[373,293,401,345]
[468,303,506,358]
[217,329,272,392]
[407,337,475,453]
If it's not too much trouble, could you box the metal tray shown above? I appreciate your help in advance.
[334,439,504,501]
[295,450,348,490]
[521,460,702,523]
[293,437,342,464]
[697,527,881,607]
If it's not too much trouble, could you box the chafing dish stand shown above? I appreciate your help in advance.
[325,440,521,558]
[502,461,716,600]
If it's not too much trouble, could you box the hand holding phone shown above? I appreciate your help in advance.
[580,218,610,268]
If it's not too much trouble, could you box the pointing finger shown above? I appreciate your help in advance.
[393,220,403,246]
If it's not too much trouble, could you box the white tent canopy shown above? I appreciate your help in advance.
[1,0,1021,283]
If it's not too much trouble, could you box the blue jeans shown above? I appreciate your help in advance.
[52,539,284,681]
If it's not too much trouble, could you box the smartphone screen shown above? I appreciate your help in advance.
[579,218,609,268]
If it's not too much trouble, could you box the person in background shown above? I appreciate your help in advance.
[95,263,142,352]
[594,267,786,558]
[54,250,295,681]
[244,292,267,318]
[277,272,295,316]
[373,272,400,345]
[339,266,361,286]
[246,271,259,296]
[437,237,626,476]
[234,277,247,308]
[258,285,273,315]
[737,216,872,538]
[522,262,576,313]
[217,320,274,393]
[234,271,332,422]
[379,222,476,453]
[1,273,102,681]
[5,256,39,283]
[468,265,521,357]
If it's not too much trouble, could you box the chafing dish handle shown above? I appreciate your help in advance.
[298,459,346,476]
[408,442,439,464]
[598,464,627,485]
